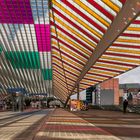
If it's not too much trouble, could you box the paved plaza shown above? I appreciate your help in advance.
[0,109,140,140]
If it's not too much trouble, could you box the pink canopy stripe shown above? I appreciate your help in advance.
[35,24,51,52]
[0,0,33,24]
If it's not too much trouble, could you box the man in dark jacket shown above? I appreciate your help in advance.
[123,99,128,113]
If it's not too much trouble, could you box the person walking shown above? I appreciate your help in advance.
[123,91,128,113]
[123,99,128,113]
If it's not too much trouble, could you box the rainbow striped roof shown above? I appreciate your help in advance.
[0,0,140,102]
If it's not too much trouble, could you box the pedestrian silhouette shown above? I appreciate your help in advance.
[123,99,128,113]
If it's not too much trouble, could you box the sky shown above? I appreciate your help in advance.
[116,66,140,84]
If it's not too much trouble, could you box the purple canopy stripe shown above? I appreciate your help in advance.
[35,24,51,52]
[0,0,33,24]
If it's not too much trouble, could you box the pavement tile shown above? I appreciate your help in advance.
[1,108,140,140]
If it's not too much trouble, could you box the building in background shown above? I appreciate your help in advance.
[119,83,140,105]
[94,78,119,105]
[71,78,120,106]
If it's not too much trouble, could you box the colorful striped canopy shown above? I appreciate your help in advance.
[0,0,140,102]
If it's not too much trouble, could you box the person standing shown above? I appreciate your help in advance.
[123,91,129,113]
[123,99,128,113]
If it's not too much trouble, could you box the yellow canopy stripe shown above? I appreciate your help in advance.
[101,55,140,64]
[50,14,96,48]
[102,0,120,13]
[51,29,91,55]
[127,27,140,31]
[116,38,140,43]
[108,48,140,55]
[95,63,129,70]
[74,0,109,27]
[52,50,84,68]
[52,41,87,63]
[52,0,102,38]
[89,69,116,76]
[84,75,106,81]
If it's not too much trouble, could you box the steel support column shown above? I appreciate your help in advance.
[77,84,79,100]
